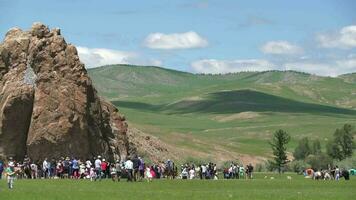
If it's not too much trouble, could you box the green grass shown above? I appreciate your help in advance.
[1,174,355,200]
[88,65,356,161]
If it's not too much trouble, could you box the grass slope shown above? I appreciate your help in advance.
[88,65,356,162]
[1,174,355,200]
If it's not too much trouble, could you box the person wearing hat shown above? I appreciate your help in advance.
[5,162,16,189]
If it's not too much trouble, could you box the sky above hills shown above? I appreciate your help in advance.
[1,0,356,76]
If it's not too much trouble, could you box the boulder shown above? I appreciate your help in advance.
[0,23,135,162]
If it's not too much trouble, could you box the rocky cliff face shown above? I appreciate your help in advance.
[0,23,135,161]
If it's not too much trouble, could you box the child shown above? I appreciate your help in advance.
[145,166,152,182]
[6,162,16,189]
[89,167,95,181]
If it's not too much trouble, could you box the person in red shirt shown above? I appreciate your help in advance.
[101,159,108,178]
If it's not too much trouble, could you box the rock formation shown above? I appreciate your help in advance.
[0,22,135,161]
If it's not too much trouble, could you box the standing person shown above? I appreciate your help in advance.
[30,162,38,179]
[100,159,108,179]
[50,159,56,178]
[138,157,145,181]
[5,162,16,189]
[85,158,92,172]
[63,157,70,178]
[201,164,207,179]
[145,165,153,182]
[247,163,254,179]
[0,159,4,180]
[132,156,139,181]
[42,158,49,179]
[235,164,240,179]
[94,156,102,181]
[335,166,340,181]
[189,167,195,179]
[124,158,133,182]
[115,160,122,182]
[56,160,63,178]
[72,157,79,179]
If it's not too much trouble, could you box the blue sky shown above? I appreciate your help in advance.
[1,0,356,76]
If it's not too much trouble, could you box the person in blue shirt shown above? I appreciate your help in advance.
[72,158,79,179]
[0,159,4,179]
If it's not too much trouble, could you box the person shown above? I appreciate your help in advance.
[49,159,56,178]
[145,166,153,182]
[0,159,4,180]
[201,164,207,179]
[189,167,195,179]
[132,156,139,181]
[125,158,133,182]
[138,157,145,181]
[56,160,63,178]
[115,160,122,182]
[94,156,102,181]
[63,157,70,178]
[85,158,92,171]
[89,167,95,181]
[72,157,79,179]
[335,166,340,181]
[30,162,38,179]
[110,164,117,182]
[79,162,86,179]
[101,158,108,178]
[5,162,16,189]
[42,158,49,179]
[181,166,188,179]
[247,163,254,179]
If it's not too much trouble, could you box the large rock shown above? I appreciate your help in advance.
[0,23,135,161]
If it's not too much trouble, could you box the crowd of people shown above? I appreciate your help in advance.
[303,165,351,181]
[1,155,353,190]
[0,155,190,189]
[179,162,254,180]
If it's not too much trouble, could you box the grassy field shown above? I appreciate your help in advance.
[0,174,355,200]
[88,65,356,162]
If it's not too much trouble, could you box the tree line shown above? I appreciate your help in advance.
[268,124,355,173]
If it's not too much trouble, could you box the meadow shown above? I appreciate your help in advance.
[88,65,356,163]
[0,173,355,200]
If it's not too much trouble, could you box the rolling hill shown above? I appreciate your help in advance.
[88,64,356,164]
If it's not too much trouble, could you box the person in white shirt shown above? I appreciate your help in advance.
[42,158,49,179]
[94,156,102,181]
[189,168,195,179]
[201,164,207,179]
[124,158,133,182]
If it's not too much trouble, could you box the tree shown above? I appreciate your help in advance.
[311,139,322,155]
[293,137,311,160]
[269,129,291,173]
[306,153,333,170]
[327,124,355,160]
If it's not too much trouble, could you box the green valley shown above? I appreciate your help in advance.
[88,65,356,164]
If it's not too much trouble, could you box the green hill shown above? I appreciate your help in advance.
[88,64,356,163]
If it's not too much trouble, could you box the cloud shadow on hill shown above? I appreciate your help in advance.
[112,89,356,116]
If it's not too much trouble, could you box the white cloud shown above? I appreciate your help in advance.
[260,41,303,55]
[191,59,275,74]
[317,25,356,49]
[77,46,161,68]
[285,57,356,77]
[144,31,208,49]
